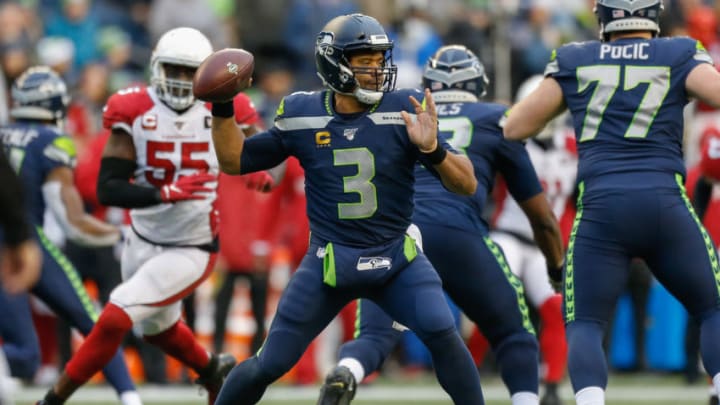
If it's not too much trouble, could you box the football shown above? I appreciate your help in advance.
[193,48,254,102]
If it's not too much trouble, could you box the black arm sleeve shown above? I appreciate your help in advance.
[97,157,162,208]
[0,153,30,245]
[693,176,713,221]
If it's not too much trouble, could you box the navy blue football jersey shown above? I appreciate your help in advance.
[240,89,448,247]
[413,99,542,234]
[546,37,712,186]
[0,122,76,225]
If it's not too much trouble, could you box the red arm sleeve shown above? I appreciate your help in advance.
[74,131,111,214]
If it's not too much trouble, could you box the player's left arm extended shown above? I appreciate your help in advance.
[519,193,565,269]
[45,166,121,247]
[504,77,566,141]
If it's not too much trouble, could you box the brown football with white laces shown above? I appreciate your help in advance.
[192,48,254,102]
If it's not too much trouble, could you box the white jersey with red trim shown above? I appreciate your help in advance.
[494,130,578,240]
[103,86,260,246]
[104,86,218,245]
[103,86,260,327]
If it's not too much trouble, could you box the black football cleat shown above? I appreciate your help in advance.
[195,353,237,405]
[317,366,357,405]
[709,394,719,405]
[540,383,563,405]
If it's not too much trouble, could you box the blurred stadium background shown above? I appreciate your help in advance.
[3,0,720,403]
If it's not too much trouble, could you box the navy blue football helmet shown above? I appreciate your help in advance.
[315,13,397,105]
[10,66,69,123]
[422,45,489,99]
[594,0,663,41]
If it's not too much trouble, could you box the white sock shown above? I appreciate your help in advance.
[120,390,144,405]
[712,373,720,397]
[511,391,539,405]
[575,386,604,405]
[0,349,14,405]
[338,357,365,383]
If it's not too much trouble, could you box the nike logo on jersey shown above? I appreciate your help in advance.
[356,256,392,271]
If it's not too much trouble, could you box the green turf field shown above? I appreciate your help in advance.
[14,397,716,405]
[15,372,715,404]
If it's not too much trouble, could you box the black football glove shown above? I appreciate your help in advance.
[547,260,564,293]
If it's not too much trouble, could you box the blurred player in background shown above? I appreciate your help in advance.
[209,13,484,405]
[214,165,276,356]
[688,130,720,405]
[0,66,141,405]
[504,0,720,403]
[37,27,262,405]
[0,129,41,405]
[214,155,308,358]
[318,45,565,405]
[0,149,40,295]
[490,74,575,405]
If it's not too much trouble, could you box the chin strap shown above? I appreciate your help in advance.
[353,87,383,105]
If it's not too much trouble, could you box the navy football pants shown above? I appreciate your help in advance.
[566,179,720,391]
[216,237,484,404]
[0,228,134,394]
[341,223,539,395]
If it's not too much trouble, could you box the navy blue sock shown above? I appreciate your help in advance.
[566,320,608,392]
[423,328,485,404]
[101,350,136,394]
[700,310,720,377]
[493,331,539,394]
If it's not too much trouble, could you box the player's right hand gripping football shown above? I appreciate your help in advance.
[160,172,216,203]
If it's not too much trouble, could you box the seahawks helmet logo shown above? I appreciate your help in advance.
[316,32,335,56]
